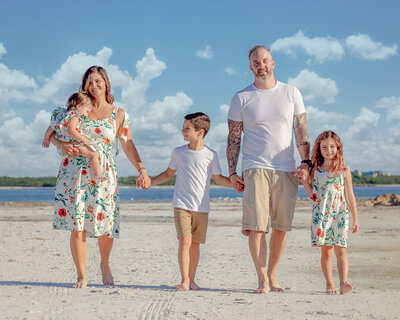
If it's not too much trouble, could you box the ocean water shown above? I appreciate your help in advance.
[0,186,400,203]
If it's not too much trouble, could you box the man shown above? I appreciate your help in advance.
[227,45,310,293]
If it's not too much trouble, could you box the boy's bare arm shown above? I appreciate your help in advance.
[67,117,91,144]
[151,168,176,186]
[42,125,55,148]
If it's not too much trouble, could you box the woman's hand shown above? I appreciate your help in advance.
[136,169,151,189]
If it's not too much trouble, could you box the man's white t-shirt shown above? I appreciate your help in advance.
[228,81,306,172]
[169,144,222,213]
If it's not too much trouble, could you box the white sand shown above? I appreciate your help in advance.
[0,201,400,320]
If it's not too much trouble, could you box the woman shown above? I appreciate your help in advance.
[51,66,151,288]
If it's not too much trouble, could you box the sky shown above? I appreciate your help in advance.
[1,0,399,177]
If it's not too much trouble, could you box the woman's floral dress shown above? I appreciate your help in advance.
[311,169,349,247]
[53,107,130,238]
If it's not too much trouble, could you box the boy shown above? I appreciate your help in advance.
[151,112,242,291]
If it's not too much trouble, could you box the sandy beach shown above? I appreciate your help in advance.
[0,200,399,320]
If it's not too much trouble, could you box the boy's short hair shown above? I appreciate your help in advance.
[184,112,210,137]
[67,91,92,111]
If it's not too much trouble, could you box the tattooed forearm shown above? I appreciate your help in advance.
[293,113,310,158]
[227,119,243,175]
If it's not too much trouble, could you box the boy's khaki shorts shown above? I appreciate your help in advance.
[174,207,209,244]
[242,168,298,236]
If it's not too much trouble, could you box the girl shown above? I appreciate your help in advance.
[42,92,108,180]
[299,130,358,294]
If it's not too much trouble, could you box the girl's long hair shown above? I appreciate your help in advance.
[310,130,346,182]
[80,66,114,104]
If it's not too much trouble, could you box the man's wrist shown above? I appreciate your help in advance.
[229,172,237,178]
[301,159,312,166]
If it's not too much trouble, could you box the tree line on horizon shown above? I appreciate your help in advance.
[1,174,400,187]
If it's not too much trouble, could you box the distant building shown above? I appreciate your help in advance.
[361,171,392,177]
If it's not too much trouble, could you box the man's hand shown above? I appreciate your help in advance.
[230,173,244,193]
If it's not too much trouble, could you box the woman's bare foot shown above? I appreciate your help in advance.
[101,264,114,287]
[176,282,189,291]
[254,280,269,294]
[189,282,201,290]
[269,280,285,292]
[326,285,338,294]
[340,282,353,294]
[72,277,88,289]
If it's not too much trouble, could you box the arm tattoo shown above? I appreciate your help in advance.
[293,112,310,156]
[227,119,243,175]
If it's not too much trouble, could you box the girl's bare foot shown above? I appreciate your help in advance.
[72,277,88,289]
[340,282,353,294]
[101,264,114,287]
[254,280,269,294]
[176,282,189,291]
[189,282,201,290]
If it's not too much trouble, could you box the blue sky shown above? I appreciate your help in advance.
[1,0,399,176]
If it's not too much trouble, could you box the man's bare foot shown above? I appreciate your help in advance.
[269,280,285,292]
[72,277,88,289]
[101,264,114,287]
[340,282,353,295]
[176,282,189,291]
[326,286,338,294]
[189,282,201,290]
[254,280,269,294]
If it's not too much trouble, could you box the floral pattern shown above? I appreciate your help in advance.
[311,169,349,247]
[53,107,130,238]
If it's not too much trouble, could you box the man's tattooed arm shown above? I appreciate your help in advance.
[227,119,243,176]
[293,112,310,160]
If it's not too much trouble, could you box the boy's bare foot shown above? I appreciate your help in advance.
[176,282,190,291]
[254,280,269,294]
[189,282,201,290]
[269,280,285,292]
[72,277,88,289]
[340,282,353,294]
[326,286,338,294]
[101,264,114,287]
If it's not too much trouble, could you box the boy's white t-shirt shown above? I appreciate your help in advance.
[169,144,222,213]
[228,81,306,172]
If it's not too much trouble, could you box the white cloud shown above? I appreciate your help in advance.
[0,42,6,58]
[346,107,380,140]
[374,96,400,121]
[288,69,339,104]
[225,67,238,76]
[219,104,229,117]
[346,34,397,60]
[33,47,115,104]
[271,31,344,63]
[196,45,213,60]
[0,47,194,176]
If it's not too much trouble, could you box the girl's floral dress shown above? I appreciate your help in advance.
[53,107,130,238]
[311,168,349,247]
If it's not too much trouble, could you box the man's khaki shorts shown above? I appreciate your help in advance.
[174,207,209,244]
[242,168,298,236]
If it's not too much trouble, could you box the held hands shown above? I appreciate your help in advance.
[230,174,244,193]
[295,163,309,184]
[136,169,151,190]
